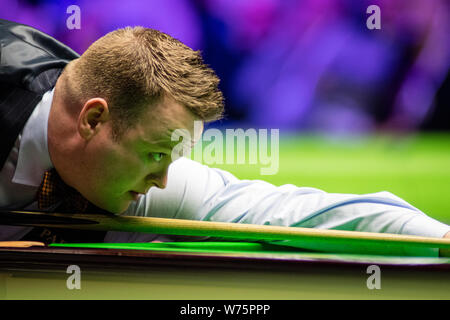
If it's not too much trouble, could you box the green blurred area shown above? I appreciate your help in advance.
[190,132,450,224]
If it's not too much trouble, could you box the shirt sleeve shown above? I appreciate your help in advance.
[108,157,450,256]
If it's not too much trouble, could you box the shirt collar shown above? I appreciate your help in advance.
[12,89,54,187]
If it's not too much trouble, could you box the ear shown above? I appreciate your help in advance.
[77,98,110,140]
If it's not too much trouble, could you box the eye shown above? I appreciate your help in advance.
[150,152,164,162]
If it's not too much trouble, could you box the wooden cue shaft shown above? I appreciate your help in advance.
[1,210,450,250]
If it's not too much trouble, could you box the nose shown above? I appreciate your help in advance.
[153,173,168,189]
[146,165,169,190]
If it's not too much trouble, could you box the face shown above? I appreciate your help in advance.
[72,95,202,214]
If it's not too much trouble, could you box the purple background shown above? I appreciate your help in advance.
[1,0,449,133]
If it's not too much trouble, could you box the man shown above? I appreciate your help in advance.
[0,19,449,256]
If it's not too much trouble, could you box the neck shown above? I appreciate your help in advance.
[47,76,83,188]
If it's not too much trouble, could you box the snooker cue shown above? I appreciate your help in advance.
[1,210,450,253]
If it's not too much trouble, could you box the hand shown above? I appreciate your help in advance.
[439,231,450,257]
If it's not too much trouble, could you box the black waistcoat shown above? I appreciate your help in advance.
[0,20,108,243]
[0,18,79,169]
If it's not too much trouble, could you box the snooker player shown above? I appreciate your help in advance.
[0,19,449,256]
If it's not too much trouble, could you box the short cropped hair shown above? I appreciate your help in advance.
[64,27,224,137]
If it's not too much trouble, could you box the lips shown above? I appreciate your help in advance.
[129,191,143,201]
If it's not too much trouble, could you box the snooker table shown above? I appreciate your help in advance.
[0,241,449,300]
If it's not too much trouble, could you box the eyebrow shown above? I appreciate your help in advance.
[141,138,195,151]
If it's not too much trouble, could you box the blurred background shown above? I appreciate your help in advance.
[1,0,449,222]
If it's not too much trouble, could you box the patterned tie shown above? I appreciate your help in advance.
[37,168,89,213]
[22,168,107,244]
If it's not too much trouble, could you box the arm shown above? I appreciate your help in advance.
[118,158,450,255]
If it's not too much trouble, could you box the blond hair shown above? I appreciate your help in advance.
[63,27,224,136]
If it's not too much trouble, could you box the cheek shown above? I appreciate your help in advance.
[100,154,143,186]
[84,147,142,193]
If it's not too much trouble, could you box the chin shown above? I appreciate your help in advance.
[90,198,131,215]
[81,189,133,215]
[106,201,132,215]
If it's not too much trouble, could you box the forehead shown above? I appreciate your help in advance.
[128,95,203,147]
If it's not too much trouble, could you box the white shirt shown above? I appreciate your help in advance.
[0,89,54,241]
[1,90,449,256]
